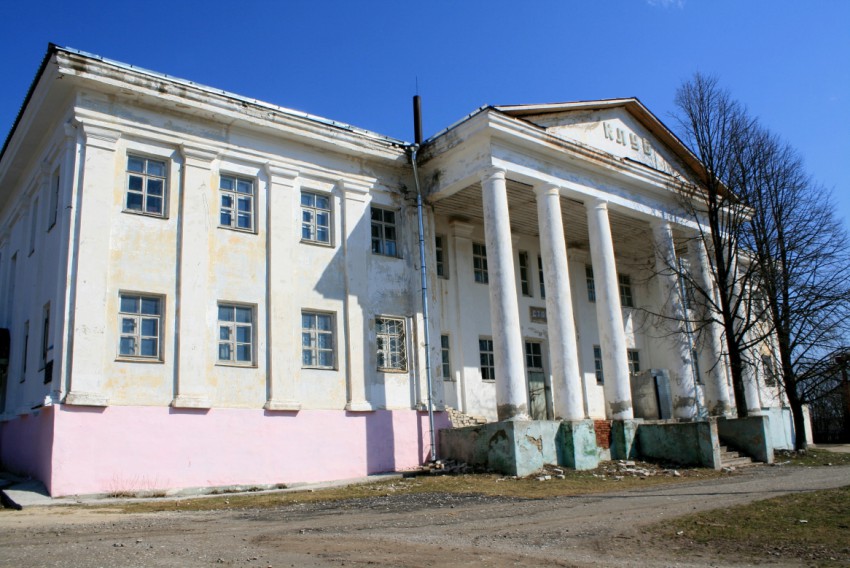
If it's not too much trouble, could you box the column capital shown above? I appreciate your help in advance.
[648,217,673,232]
[264,162,299,183]
[480,166,507,184]
[588,197,609,211]
[449,219,475,238]
[79,122,121,151]
[179,144,218,168]
[533,183,561,198]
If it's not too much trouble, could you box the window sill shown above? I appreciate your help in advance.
[115,356,164,364]
[372,253,403,260]
[300,238,334,248]
[378,368,408,374]
[302,366,337,371]
[218,225,256,235]
[215,361,257,369]
[122,209,168,220]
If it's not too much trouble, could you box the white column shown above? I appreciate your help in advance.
[481,167,528,421]
[687,237,731,415]
[586,198,633,420]
[172,145,217,409]
[264,164,301,411]
[65,123,121,407]
[342,180,373,411]
[449,220,476,415]
[652,220,697,420]
[534,184,584,421]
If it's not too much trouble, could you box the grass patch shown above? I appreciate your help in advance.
[777,448,850,467]
[654,485,850,566]
[93,464,721,515]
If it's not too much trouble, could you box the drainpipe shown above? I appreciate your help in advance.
[411,95,437,462]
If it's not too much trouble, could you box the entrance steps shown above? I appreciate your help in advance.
[445,406,488,428]
[719,444,757,468]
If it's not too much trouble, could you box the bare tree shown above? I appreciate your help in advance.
[743,127,850,449]
[672,74,769,418]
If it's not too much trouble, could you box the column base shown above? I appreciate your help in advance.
[264,399,301,412]
[558,420,600,470]
[64,391,109,407]
[345,401,374,412]
[171,395,212,409]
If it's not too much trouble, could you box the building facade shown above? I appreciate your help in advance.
[0,46,799,496]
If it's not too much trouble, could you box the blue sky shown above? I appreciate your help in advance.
[1,1,848,229]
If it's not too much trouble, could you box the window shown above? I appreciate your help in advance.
[41,303,50,365]
[218,304,254,364]
[371,207,398,256]
[627,349,641,375]
[762,354,777,387]
[473,242,488,283]
[29,198,39,255]
[538,256,546,299]
[376,316,407,371]
[518,251,531,296]
[440,334,451,380]
[219,174,254,231]
[619,274,634,308]
[593,345,603,385]
[586,266,596,303]
[692,348,703,384]
[119,294,162,359]
[525,341,543,369]
[48,170,59,230]
[302,311,335,369]
[479,338,495,381]
[301,192,331,244]
[435,235,448,278]
[126,155,166,216]
[21,321,29,380]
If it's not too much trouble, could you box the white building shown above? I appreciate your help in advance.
[0,46,798,496]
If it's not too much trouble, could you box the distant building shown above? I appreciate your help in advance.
[0,46,803,496]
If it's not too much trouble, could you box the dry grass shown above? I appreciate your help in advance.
[98,464,721,515]
[653,485,850,566]
[778,448,850,467]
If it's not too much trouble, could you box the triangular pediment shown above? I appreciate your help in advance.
[496,99,704,186]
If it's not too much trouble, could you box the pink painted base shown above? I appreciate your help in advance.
[0,408,55,493]
[22,406,448,496]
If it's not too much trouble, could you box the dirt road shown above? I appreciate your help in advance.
[1,465,847,568]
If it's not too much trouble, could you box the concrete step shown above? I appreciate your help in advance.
[719,444,757,467]
[445,406,489,428]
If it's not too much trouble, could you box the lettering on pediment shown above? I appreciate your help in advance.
[602,121,654,158]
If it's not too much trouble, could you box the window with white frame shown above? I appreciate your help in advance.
[586,266,596,302]
[479,338,495,381]
[376,316,407,371]
[48,170,59,230]
[118,294,162,359]
[593,345,603,385]
[473,242,488,284]
[518,251,531,296]
[301,311,335,369]
[371,207,398,256]
[218,304,254,364]
[627,349,640,375]
[219,174,254,231]
[440,334,451,380]
[538,255,546,299]
[619,274,634,308]
[301,191,332,244]
[435,235,448,278]
[125,155,166,216]
[29,198,38,255]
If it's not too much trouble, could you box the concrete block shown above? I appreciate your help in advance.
[635,420,720,468]
[717,416,774,464]
[610,419,639,460]
[557,420,599,470]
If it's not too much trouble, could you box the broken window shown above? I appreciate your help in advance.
[479,338,495,381]
[627,349,640,375]
[473,242,488,284]
[762,354,777,387]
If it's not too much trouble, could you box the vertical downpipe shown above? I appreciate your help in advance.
[412,95,437,462]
